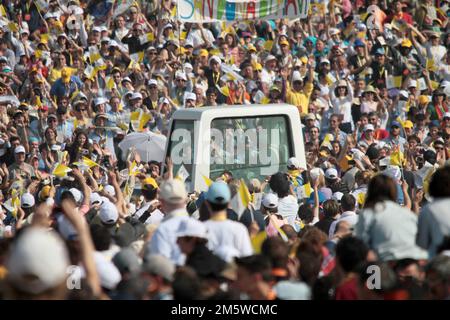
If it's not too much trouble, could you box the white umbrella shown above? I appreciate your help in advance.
[118,131,167,163]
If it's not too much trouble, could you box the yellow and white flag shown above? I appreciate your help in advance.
[52,163,72,178]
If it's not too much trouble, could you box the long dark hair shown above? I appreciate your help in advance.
[363,174,397,209]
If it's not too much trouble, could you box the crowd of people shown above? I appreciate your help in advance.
[0,0,449,300]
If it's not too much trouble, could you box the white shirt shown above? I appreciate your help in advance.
[186,28,215,48]
[204,218,253,258]
[134,200,164,226]
[277,195,299,226]
[356,200,428,261]
[328,211,359,239]
[146,208,190,265]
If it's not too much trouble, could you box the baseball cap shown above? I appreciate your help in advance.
[443,112,450,119]
[364,124,375,131]
[176,218,208,239]
[325,168,338,180]
[262,193,278,209]
[354,39,365,47]
[159,179,187,204]
[61,67,71,83]
[391,121,402,128]
[287,157,301,169]
[14,145,26,154]
[142,177,158,190]
[6,227,70,294]
[148,79,157,86]
[206,182,231,205]
[332,192,344,202]
[184,91,196,102]
[38,185,52,201]
[99,201,119,225]
[142,254,175,282]
[292,71,303,82]
[121,77,132,84]
[21,193,35,208]
[403,120,414,129]
[208,55,221,65]
[400,38,412,48]
[112,248,141,275]
[199,49,209,57]
[90,192,102,205]
[279,39,289,46]
[130,92,143,100]
[264,55,277,63]
[305,113,316,121]
[375,47,385,55]
[175,70,187,81]
[94,97,108,106]
[418,95,430,104]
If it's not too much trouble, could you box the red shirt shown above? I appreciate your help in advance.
[335,276,359,300]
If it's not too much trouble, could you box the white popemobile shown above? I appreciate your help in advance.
[164,104,306,192]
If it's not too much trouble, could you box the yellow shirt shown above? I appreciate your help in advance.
[286,81,313,115]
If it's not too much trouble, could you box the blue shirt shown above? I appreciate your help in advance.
[50,76,83,98]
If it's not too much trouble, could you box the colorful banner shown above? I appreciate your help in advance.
[177,0,310,22]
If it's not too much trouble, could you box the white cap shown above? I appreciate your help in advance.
[292,71,303,82]
[90,192,102,205]
[44,12,56,19]
[104,185,116,197]
[184,62,193,71]
[148,79,157,86]
[287,157,301,169]
[262,193,278,209]
[94,252,121,290]
[364,124,375,131]
[330,28,340,36]
[444,112,450,118]
[208,55,222,65]
[264,55,277,63]
[94,97,108,106]
[163,23,173,30]
[310,168,324,181]
[6,227,70,294]
[325,168,338,180]
[69,188,83,204]
[92,26,102,33]
[159,97,170,105]
[159,179,187,204]
[108,40,119,47]
[175,71,187,81]
[184,91,196,102]
[320,58,331,64]
[408,80,417,88]
[130,92,143,100]
[57,214,78,240]
[176,219,208,239]
[100,36,110,43]
[399,90,409,98]
[14,145,26,154]
[99,201,119,225]
[100,26,108,32]
[332,192,344,202]
[21,193,35,208]
[121,76,131,83]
